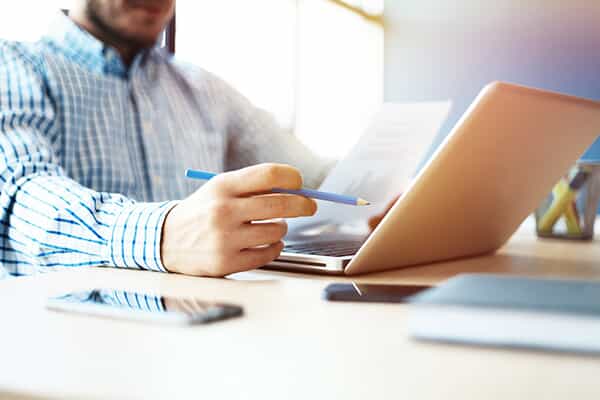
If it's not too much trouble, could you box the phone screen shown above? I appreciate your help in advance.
[47,289,243,325]
[323,283,431,303]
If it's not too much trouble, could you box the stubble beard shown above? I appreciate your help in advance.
[85,0,157,50]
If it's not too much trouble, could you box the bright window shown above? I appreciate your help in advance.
[176,0,384,159]
[176,0,297,131]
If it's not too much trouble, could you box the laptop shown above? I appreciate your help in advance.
[267,82,600,275]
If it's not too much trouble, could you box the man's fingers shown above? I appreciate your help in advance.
[180,299,199,314]
[191,300,209,313]
[238,194,317,221]
[368,195,401,232]
[236,241,285,272]
[368,215,386,231]
[210,164,303,196]
[236,221,288,249]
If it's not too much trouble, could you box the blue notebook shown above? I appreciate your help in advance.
[408,274,600,354]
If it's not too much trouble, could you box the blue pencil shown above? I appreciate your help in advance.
[184,169,370,206]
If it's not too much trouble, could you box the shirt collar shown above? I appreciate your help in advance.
[43,12,164,79]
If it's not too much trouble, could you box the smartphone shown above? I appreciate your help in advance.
[323,283,431,303]
[46,289,243,326]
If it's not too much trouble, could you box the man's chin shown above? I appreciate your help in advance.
[121,30,162,49]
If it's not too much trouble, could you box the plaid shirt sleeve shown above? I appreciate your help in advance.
[0,43,176,276]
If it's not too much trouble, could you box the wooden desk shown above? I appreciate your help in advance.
[1,219,600,400]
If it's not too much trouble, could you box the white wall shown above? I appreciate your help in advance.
[0,1,72,41]
[384,0,600,160]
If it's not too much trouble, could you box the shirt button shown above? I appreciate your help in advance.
[153,175,162,185]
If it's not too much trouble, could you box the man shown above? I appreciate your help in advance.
[0,0,385,279]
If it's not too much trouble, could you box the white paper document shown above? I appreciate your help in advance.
[289,101,452,235]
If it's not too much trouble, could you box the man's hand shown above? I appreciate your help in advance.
[160,164,317,277]
[367,195,401,232]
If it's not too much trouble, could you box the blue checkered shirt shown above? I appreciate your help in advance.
[0,14,329,278]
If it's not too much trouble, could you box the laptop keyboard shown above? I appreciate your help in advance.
[283,240,364,257]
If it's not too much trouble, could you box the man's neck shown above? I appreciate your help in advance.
[69,9,142,66]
